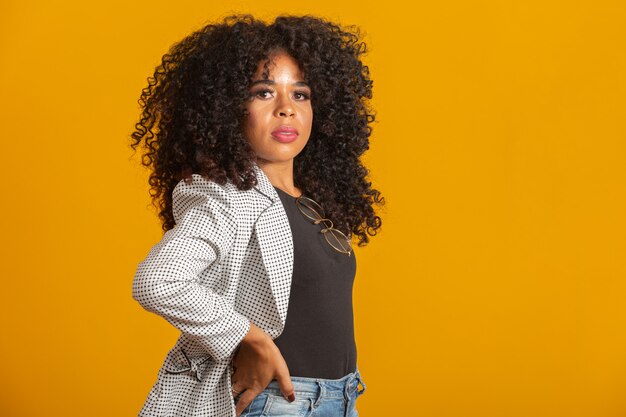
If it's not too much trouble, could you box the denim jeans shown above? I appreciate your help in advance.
[237,367,367,417]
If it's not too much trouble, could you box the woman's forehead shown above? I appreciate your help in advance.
[251,52,306,83]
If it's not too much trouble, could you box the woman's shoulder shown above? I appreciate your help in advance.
[172,173,258,210]
[173,172,230,196]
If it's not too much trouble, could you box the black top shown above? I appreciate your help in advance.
[272,186,357,379]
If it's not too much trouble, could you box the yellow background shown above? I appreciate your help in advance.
[1,1,625,416]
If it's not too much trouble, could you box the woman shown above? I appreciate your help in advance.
[130,13,384,417]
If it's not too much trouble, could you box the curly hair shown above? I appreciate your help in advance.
[129,13,385,247]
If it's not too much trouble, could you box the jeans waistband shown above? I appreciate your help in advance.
[263,367,366,401]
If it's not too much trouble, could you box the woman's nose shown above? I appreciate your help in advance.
[274,96,295,118]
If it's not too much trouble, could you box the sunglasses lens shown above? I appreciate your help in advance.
[323,228,352,253]
[297,199,324,221]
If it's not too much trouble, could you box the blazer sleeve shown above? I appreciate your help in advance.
[132,177,250,362]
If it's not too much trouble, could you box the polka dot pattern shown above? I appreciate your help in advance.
[132,163,295,416]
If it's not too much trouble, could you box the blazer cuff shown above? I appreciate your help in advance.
[201,309,250,362]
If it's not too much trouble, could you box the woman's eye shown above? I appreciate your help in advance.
[294,91,311,100]
[254,89,274,99]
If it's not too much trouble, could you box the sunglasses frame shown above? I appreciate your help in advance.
[294,195,353,256]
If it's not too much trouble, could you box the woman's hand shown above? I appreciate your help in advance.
[231,322,295,417]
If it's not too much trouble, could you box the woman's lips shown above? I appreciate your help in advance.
[271,131,299,143]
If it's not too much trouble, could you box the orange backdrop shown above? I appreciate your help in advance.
[1,1,625,416]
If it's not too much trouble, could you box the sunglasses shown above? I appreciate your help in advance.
[294,194,353,256]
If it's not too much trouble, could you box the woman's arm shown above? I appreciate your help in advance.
[132,179,250,362]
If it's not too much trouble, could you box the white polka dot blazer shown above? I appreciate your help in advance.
[132,162,294,417]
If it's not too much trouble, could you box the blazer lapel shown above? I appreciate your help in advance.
[249,162,294,331]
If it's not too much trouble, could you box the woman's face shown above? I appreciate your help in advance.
[243,51,313,165]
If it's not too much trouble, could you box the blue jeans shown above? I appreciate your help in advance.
[238,367,367,417]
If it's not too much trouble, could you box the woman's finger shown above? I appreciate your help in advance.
[231,380,245,396]
[234,388,259,417]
